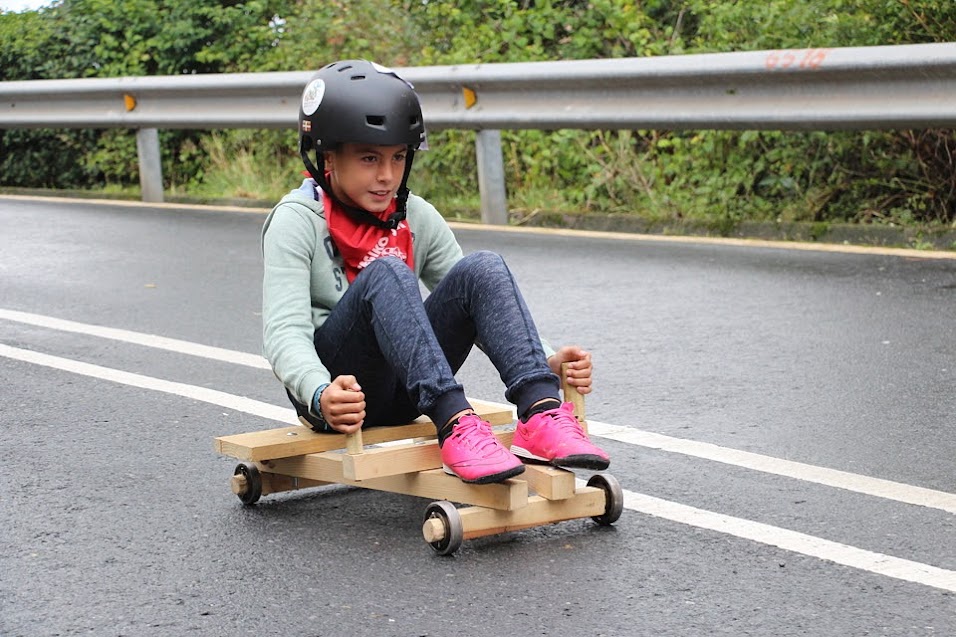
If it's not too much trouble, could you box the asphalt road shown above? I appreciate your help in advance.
[1,196,954,637]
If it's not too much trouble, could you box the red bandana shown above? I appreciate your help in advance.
[323,188,415,284]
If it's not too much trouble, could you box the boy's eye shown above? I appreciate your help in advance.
[361,155,377,163]
[395,154,406,162]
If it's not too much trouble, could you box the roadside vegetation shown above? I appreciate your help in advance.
[2,0,955,244]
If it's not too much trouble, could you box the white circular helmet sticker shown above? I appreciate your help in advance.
[301,79,326,116]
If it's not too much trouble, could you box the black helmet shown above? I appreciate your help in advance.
[299,60,426,229]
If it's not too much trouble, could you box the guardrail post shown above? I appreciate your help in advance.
[475,130,508,225]
[136,128,164,203]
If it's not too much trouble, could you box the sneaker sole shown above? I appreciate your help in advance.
[442,463,525,485]
[511,445,610,471]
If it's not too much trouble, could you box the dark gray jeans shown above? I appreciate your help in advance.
[288,251,560,431]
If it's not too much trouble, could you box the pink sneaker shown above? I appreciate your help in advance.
[441,414,525,484]
[511,402,610,470]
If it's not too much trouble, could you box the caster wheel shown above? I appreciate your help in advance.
[587,473,623,525]
[422,501,463,555]
[233,462,262,505]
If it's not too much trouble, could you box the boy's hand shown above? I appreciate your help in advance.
[320,375,366,434]
[548,346,593,395]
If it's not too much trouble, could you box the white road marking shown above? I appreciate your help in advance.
[2,307,954,516]
[0,308,270,369]
[587,421,956,516]
[612,484,956,593]
[0,343,292,423]
[3,340,956,593]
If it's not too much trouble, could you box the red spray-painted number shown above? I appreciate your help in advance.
[765,48,829,70]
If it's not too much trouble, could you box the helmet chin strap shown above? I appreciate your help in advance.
[301,145,415,231]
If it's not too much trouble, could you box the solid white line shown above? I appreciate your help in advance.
[3,343,955,593]
[0,308,271,369]
[4,341,956,592]
[446,221,956,261]
[616,486,956,593]
[2,306,954,517]
[587,421,956,516]
[0,343,293,423]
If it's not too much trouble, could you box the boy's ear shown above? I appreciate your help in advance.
[322,150,334,171]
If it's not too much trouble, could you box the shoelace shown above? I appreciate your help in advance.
[451,414,500,452]
[545,408,588,440]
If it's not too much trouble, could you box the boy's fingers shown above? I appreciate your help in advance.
[335,375,360,389]
[329,398,366,415]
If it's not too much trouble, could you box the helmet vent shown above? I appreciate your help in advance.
[350,75,366,81]
[366,115,386,128]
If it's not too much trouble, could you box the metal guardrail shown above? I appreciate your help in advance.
[2,43,956,218]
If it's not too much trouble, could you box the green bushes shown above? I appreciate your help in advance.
[2,0,955,229]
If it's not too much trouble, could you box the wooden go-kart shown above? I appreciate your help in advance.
[214,368,623,555]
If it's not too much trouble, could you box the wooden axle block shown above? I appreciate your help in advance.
[458,486,605,541]
[260,472,331,496]
[520,465,576,500]
[230,470,331,499]
[420,486,606,544]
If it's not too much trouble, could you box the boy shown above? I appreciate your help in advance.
[261,60,610,484]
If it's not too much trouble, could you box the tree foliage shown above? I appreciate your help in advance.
[1,0,955,226]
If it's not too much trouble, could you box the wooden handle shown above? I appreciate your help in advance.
[560,362,587,433]
[345,429,364,455]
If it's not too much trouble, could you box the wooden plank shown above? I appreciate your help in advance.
[343,440,441,481]
[215,421,431,461]
[261,453,528,511]
[342,430,517,481]
[215,400,513,461]
[456,487,605,540]
[520,465,576,500]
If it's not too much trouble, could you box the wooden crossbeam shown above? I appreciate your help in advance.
[215,398,513,461]
[261,452,529,511]
[342,430,516,481]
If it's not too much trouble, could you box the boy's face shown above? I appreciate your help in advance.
[325,143,408,213]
